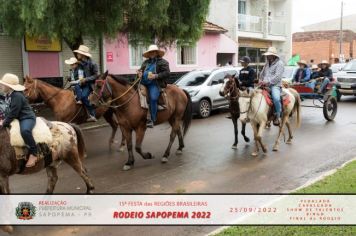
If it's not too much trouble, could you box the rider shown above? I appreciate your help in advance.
[259,47,284,126]
[0,73,38,168]
[238,56,256,90]
[138,45,170,128]
[306,64,320,90]
[73,45,98,122]
[316,60,333,94]
[293,60,311,83]
[64,57,84,104]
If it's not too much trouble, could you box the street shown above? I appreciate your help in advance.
[3,96,356,236]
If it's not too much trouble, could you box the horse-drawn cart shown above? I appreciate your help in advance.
[289,80,338,121]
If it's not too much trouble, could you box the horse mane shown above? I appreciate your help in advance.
[32,78,61,90]
[109,74,130,86]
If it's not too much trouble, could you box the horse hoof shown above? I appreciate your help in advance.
[176,150,183,155]
[161,157,168,163]
[87,189,95,194]
[2,226,13,234]
[122,165,132,171]
[251,152,258,157]
[118,146,125,153]
[231,145,237,150]
[244,137,250,143]
[286,140,292,144]
[272,147,279,152]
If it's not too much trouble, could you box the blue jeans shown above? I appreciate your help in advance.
[146,84,160,122]
[81,85,95,117]
[20,118,37,155]
[271,86,282,118]
[319,78,330,92]
[74,84,83,101]
[306,80,316,90]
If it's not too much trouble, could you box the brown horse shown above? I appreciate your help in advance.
[0,122,94,233]
[89,72,192,170]
[23,76,125,151]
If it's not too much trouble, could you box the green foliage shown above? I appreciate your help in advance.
[0,0,210,49]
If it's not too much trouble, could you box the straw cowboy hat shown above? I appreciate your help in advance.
[0,73,25,91]
[263,47,279,57]
[297,60,308,66]
[74,45,92,58]
[311,64,318,70]
[64,57,78,65]
[143,45,165,58]
[318,60,330,67]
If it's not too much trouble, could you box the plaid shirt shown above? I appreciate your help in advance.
[260,58,284,87]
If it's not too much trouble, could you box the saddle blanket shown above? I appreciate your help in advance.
[262,89,291,107]
[10,117,53,147]
[138,84,167,111]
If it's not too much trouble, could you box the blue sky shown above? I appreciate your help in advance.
[292,0,356,32]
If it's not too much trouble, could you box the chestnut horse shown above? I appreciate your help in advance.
[0,122,95,233]
[23,76,124,150]
[89,72,192,170]
[219,77,250,149]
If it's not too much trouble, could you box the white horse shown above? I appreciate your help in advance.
[238,88,301,156]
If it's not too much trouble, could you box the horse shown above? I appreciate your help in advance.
[89,72,192,170]
[0,121,95,233]
[23,76,125,151]
[219,76,250,149]
[238,86,301,156]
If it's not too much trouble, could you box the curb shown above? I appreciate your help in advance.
[81,123,109,131]
[206,157,356,236]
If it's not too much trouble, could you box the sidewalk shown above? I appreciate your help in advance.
[35,104,108,130]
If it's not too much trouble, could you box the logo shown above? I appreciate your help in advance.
[16,202,36,220]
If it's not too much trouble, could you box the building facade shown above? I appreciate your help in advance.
[293,30,356,64]
[208,0,293,67]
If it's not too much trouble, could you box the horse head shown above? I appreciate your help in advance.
[238,88,253,123]
[219,74,239,98]
[23,75,40,102]
[89,70,110,107]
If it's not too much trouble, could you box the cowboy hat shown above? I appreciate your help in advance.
[311,64,318,70]
[143,45,165,58]
[64,57,78,65]
[297,60,308,66]
[0,73,25,91]
[73,45,92,58]
[318,60,330,67]
[263,47,279,57]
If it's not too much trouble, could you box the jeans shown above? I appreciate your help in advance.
[146,84,160,122]
[306,80,316,90]
[319,78,330,93]
[20,118,38,156]
[271,86,282,118]
[74,84,83,101]
[81,85,95,117]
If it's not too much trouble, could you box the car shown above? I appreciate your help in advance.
[281,66,298,83]
[331,63,346,77]
[175,67,242,118]
[335,59,356,101]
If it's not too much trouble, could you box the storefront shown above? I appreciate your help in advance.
[238,38,272,70]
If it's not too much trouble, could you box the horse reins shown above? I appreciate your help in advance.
[92,76,142,109]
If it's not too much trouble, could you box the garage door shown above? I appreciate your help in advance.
[0,35,23,79]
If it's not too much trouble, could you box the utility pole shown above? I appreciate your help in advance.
[339,0,344,63]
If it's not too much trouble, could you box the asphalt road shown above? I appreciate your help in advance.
[3,96,356,236]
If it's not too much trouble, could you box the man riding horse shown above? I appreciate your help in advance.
[137,44,170,128]
[259,47,284,126]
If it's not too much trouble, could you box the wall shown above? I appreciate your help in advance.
[28,52,60,78]
[105,33,238,75]
[207,0,237,39]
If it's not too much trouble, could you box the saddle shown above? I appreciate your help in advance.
[261,88,291,121]
[138,84,167,111]
[9,117,55,170]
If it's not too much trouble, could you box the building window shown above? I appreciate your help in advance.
[130,44,147,67]
[177,43,197,65]
[238,0,246,14]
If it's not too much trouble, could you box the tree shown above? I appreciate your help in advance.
[0,0,210,50]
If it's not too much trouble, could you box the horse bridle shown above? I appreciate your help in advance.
[224,78,239,100]
[26,79,62,103]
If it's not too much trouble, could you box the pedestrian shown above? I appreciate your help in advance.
[259,47,284,126]
[73,45,99,122]
[0,73,38,167]
[137,45,170,128]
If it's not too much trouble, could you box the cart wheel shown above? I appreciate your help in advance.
[323,96,337,121]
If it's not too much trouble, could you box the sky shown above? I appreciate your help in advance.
[292,0,356,32]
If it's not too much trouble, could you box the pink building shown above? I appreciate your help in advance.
[104,22,238,79]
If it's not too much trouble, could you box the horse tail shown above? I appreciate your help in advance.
[70,124,87,160]
[182,89,193,137]
[289,88,302,128]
